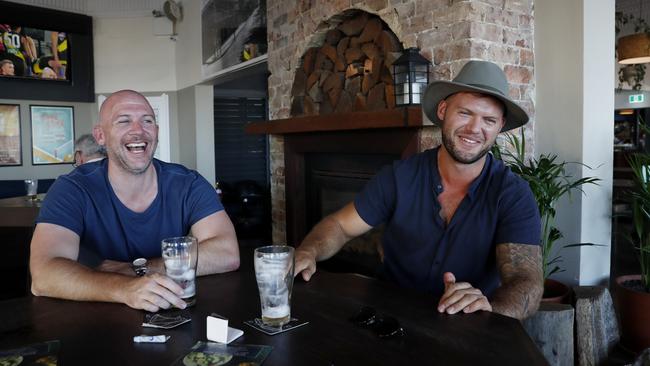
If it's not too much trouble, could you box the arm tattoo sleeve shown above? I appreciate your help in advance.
[491,243,543,320]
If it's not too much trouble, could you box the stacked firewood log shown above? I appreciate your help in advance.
[290,12,404,117]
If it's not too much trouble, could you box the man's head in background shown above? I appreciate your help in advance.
[73,134,107,167]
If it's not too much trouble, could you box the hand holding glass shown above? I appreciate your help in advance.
[161,236,198,307]
[254,245,295,327]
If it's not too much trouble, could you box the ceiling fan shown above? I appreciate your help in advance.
[163,0,182,23]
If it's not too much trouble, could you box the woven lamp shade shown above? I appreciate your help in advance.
[618,33,650,64]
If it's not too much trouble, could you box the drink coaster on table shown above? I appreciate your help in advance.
[244,318,308,335]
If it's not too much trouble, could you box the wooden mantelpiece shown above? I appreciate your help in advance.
[245,106,424,135]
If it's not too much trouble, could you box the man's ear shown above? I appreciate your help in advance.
[436,99,448,121]
[93,125,105,146]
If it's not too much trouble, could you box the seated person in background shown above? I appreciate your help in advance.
[294,61,543,320]
[30,90,240,312]
[73,133,106,167]
[0,59,14,76]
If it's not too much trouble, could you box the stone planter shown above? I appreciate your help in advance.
[615,275,650,353]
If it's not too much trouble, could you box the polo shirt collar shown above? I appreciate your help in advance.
[430,147,494,200]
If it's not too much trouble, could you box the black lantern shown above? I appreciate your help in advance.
[392,47,431,106]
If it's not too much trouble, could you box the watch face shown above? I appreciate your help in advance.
[133,258,148,276]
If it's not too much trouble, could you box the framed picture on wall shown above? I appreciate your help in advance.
[30,105,75,165]
[0,104,22,166]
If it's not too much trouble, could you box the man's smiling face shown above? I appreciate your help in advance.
[96,91,158,175]
[436,92,506,165]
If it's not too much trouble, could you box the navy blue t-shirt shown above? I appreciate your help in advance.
[354,148,540,298]
[37,159,223,266]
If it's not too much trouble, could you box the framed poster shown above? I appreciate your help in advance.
[0,104,22,166]
[30,105,75,165]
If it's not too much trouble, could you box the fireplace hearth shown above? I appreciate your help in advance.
[247,107,427,275]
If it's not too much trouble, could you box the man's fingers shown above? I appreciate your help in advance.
[125,274,186,311]
[443,293,484,314]
[294,252,317,281]
[301,266,315,281]
[148,281,185,309]
[462,297,492,313]
[439,281,474,305]
[151,273,184,296]
[443,272,456,289]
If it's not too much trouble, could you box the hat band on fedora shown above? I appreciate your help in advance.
[465,83,506,97]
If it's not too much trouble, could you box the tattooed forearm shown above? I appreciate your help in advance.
[491,243,543,320]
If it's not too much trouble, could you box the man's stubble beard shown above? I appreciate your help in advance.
[106,139,158,175]
[441,128,494,165]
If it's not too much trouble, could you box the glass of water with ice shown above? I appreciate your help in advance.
[254,245,295,327]
[162,236,198,307]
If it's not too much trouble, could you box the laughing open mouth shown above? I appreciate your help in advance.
[126,142,147,152]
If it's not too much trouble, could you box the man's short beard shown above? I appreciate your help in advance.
[106,146,153,175]
[441,130,493,164]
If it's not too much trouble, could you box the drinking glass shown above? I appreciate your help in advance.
[24,179,38,201]
[161,236,198,307]
[254,245,295,327]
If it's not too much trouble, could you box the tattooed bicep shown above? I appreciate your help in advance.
[495,243,542,281]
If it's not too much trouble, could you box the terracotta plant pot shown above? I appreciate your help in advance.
[541,278,570,304]
[615,275,650,353]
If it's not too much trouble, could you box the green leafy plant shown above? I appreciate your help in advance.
[625,126,650,292]
[492,130,601,279]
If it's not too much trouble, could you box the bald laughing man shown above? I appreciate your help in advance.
[30,90,239,312]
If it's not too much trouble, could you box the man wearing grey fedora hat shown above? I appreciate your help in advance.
[295,60,542,320]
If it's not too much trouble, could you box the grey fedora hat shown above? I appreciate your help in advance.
[422,60,529,132]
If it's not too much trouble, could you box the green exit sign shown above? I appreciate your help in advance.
[629,94,645,104]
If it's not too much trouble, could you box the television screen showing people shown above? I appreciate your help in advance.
[0,24,69,81]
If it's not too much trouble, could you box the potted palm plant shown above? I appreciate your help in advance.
[616,147,650,353]
[493,131,600,303]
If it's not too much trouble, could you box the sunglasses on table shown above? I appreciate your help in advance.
[349,306,404,338]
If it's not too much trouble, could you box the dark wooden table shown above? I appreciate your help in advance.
[0,194,43,227]
[0,255,548,365]
[0,195,44,299]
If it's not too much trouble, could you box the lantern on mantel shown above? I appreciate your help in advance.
[392,47,431,106]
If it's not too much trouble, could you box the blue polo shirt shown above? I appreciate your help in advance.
[36,159,223,266]
[354,147,540,298]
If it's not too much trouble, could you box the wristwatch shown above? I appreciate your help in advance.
[132,258,148,276]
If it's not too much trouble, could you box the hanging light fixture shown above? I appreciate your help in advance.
[392,47,431,106]
[618,33,650,64]
[618,0,650,64]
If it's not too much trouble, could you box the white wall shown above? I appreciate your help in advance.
[535,0,615,285]
[174,0,206,90]
[94,16,178,93]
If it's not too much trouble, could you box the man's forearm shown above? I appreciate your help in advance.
[490,277,542,319]
[299,215,352,261]
[31,257,133,304]
[195,235,240,276]
[492,243,544,320]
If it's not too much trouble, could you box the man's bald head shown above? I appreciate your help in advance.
[93,89,158,175]
[99,90,155,126]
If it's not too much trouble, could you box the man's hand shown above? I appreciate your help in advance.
[294,248,317,281]
[437,272,492,315]
[121,273,187,312]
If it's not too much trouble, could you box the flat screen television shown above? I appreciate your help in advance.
[0,1,94,102]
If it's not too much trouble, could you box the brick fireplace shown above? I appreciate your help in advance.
[262,0,536,245]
